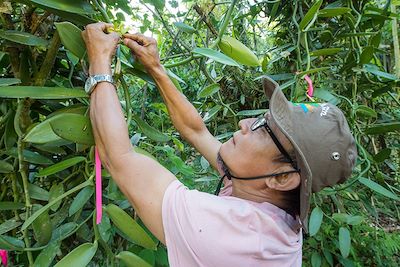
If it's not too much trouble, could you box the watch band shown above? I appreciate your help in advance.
[85,74,114,94]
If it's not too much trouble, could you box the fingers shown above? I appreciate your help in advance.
[84,22,113,32]
[123,38,143,54]
[123,33,156,46]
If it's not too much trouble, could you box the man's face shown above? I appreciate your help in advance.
[219,115,294,178]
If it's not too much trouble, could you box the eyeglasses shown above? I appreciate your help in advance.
[251,116,298,170]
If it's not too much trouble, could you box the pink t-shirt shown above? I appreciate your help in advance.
[162,179,302,267]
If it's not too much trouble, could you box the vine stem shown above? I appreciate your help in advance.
[15,99,34,266]
[210,0,239,49]
[94,0,111,23]
[119,76,132,127]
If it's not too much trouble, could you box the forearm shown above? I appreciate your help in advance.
[148,65,207,141]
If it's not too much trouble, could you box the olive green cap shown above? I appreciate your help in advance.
[262,76,358,233]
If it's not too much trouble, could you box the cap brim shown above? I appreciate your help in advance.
[262,76,312,233]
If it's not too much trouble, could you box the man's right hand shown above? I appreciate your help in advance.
[123,33,162,72]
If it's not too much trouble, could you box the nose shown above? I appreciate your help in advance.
[238,118,256,134]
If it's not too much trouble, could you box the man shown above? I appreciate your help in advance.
[82,22,357,266]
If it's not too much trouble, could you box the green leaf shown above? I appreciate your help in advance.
[373,148,391,163]
[313,88,339,104]
[32,209,52,245]
[299,0,323,31]
[49,184,65,212]
[24,106,87,144]
[359,177,400,201]
[338,227,351,258]
[33,241,60,267]
[37,156,86,177]
[309,207,323,236]
[0,202,25,211]
[364,122,400,134]
[203,105,222,122]
[346,215,363,226]
[310,48,341,56]
[0,86,87,99]
[50,113,94,146]
[173,22,196,34]
[236,109,267,116]
[193,48,241,67]
[28,183,50,201]
[69,187,94,217]
[0,78,21,86]
[311,252,322,267]
[0,234,25,250]
[0,160,13,173]
[318,7,351,17]
[198,83,220,98]
[0,219,22,235]
[132,115,170,142]
[55,22,86,59]
[6,147,53,165]
[54,241,98,267]
[22,180,92,231]
[0,30,48,47]
[218,36,260,66]
[360,46,374,65]
[30,0,95,15]
[116,251,152,267]
[356,105,377,118]
[363,64,399,81]
[105,204,157,250]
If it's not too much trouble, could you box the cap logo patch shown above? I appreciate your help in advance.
[292,103,320,113]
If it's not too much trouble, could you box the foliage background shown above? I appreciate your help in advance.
[0,0,399,266]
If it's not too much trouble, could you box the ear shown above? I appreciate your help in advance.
[265,170,300,191]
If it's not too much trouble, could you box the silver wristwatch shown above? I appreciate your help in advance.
[84,74,114,94]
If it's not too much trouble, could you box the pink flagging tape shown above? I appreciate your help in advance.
[95,147,102,224]
[304,75,314,97]
[0,250,8,267]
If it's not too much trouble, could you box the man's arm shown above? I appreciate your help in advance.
[123,34,222,170]
[82,23,176,244]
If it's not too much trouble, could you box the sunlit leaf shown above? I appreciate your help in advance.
[54,241,98,267]
[310,48,341,56]
[50,114,94,146]
[0,78,21,86]
[55,22,86,59]
[299,0,323,31]
[105,204,157,250]
[116,251,152,267]
[33,241,60,267]
[318,7,351,17]
[218,36,260,66]
[193,48,241,67]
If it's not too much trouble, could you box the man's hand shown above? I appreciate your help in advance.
[123,34,161,72]
[82,22,120,75]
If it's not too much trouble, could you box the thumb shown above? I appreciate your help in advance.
[123,38,143,54]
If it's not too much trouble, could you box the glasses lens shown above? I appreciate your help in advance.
[251,117,266,131]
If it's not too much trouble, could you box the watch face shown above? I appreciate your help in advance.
[84,77,95,93]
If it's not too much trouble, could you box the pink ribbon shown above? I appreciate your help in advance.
[0,250,8,267]
[95,147,102,224]
[304,75,314,97]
